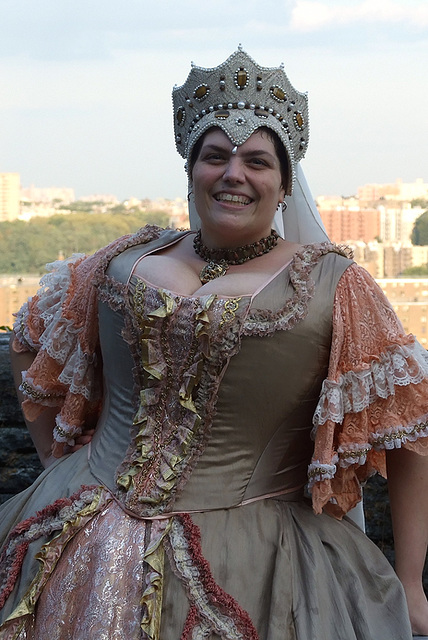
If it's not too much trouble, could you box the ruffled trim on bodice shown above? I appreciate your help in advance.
[243,242,351,336]
[310,263,428,517]
[113,280,249,517]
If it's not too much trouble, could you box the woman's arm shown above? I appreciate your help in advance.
[9,333,59,468]
[387,447,428,635]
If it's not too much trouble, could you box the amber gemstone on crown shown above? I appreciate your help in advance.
[294,111,304,128]
[271,86,286,101]
[176,107,185,126]
[236,69,248,88]
[254,108,268,118]
[215,110,230,119]
[194,84,209,100]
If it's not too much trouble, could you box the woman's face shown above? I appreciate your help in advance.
[191,128,285,247]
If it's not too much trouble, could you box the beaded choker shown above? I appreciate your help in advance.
[193,229,279,283]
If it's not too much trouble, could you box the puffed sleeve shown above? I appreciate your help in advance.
[12,252,103,456]
[310,263,428,518]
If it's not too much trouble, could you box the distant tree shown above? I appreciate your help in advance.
[57,201,93,213]
[411,198,428,209]
[401,264,428,276]
[109,204,129,215]
[411,210,428,245]
[0,210,170,273]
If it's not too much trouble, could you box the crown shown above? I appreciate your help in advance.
[172,46,309,194]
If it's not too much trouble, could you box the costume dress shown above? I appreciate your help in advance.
[1,225,428,640]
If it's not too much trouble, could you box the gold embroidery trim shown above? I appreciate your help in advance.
[220,297,241,327]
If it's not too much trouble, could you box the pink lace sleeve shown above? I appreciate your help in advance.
[310,263,428,517]
[11,253,103,456]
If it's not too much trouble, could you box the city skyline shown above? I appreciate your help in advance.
[1,0,427,201]
[16,175,428,206]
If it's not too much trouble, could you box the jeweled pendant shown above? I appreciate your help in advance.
[199,260,229,284]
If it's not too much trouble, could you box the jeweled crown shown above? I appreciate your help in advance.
[172,46,309,194]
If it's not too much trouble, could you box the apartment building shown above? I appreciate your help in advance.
[358,178,428,203]
[0,275,40,328]
[377,278,428,346]
[0,173,20,222]
[319,206,380,244]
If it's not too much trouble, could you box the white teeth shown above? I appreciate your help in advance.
[215,193,251,205]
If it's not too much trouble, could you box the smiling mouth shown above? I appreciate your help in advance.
[214,193,253,205]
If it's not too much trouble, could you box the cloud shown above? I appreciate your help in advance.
[0,0,295,61]
[290,0,428,32]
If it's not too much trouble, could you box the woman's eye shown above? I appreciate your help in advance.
[204,153,225,162]
[249,158,267,167]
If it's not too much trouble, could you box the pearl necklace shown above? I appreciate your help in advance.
[193,229,279,284]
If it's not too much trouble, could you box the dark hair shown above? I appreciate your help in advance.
[188,126,290,192]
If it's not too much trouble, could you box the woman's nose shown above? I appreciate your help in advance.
[223,157,245,183]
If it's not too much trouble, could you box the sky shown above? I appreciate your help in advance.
[0,0,427,201]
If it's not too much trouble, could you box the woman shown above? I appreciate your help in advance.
[1,47,428,639]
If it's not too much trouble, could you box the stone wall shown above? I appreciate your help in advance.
[0,334,426,588]
[0,334,43,503]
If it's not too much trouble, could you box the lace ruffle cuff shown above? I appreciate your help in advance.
[371,415,428,450]
[12,303,38,352]
[313,339,428,430]
[310,340,428,514]
[307,458,338,489]
[19,371,65,408]
[309,415,428,491]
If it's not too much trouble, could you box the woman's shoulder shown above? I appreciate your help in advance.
[100,226,192,284]
[297,241,354,263]
[104,224,189,257]
[287,241,354,285]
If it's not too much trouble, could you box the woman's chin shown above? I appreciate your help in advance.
[200,220,274,248]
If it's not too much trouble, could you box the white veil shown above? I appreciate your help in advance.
[279,164,329,242]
